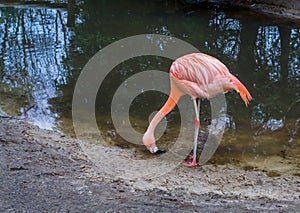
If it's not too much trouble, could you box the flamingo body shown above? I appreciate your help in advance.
[143,53,252,166]
[170,53,251,104]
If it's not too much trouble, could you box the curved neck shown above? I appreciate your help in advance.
[146,80,183,135]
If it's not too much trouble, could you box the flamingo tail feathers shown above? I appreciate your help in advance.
[230,75,252,106]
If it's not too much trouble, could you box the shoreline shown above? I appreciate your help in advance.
[1,116,300,211]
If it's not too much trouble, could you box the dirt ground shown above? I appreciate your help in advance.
[1,114,300,212]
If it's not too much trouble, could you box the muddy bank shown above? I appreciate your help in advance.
[1,116,300,212]
[230,0,300,20]
[186,0,300,21]
[234,0,300,21]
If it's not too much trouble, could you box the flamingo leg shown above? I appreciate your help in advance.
[183,98,200,167]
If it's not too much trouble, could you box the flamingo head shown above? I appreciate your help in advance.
[142,132,155,147]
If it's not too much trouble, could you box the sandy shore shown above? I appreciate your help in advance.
[1,116,300,212]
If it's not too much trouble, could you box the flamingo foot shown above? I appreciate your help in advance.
[182,160,197,167]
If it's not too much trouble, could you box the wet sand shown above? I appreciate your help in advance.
[1,116,300,212]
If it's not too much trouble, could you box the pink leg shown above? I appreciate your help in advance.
[182,99,200,167]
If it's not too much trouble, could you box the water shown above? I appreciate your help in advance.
[0,0,299,175]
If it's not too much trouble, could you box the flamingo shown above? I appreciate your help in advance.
[142,53,252,167]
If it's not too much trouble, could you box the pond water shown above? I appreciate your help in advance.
[0,0,299,175]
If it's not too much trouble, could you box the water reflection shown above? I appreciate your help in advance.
[206,12,241,60]
[0,7,73,129]
[0,0,299,174]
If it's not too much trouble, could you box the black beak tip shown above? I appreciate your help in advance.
[154,149,166,155]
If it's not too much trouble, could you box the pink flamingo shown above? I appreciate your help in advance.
[143,53,252,167]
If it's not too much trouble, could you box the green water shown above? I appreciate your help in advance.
[0,0,299,175]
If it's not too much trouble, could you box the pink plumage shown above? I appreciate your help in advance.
[170,53,252,105]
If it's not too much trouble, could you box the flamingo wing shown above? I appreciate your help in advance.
[170,53,252,105]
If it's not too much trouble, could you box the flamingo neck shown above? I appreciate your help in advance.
[143,78,183,148]
[147,95,177,134]
[145,85,182,139]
